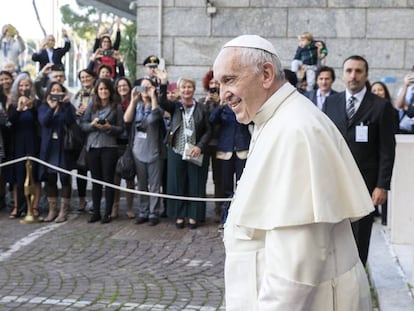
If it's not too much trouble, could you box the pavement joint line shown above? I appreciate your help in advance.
[0,296,225,309]
[0,223,63,262]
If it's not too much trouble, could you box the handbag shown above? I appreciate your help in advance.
[116,145,135,180]
[182,142,204,167]
[76,145,87,169]
[63,121,85,151]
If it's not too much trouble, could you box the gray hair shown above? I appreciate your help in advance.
[10,72,34,104]
[238,48,285,81]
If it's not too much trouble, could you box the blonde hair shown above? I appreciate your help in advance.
[298,32,314,42]
[177,77,196,89]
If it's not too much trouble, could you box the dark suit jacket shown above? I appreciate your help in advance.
[305,89,338,108]
[32,39,71,71]
[323,91,396,192]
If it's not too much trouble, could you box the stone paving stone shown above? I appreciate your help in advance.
[0,200,225,310]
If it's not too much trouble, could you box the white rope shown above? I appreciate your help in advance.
[0,156,232,203]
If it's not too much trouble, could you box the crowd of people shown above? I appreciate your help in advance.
[1,18,411,307]
[0,23,253,231]
[0,24,410,239]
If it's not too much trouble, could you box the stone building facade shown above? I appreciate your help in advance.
[132,0,414,97]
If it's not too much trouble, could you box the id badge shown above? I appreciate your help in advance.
[355,123,368,142]
[137,131,147,139]
[184,128,193,137]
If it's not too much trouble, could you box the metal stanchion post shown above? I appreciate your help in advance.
[20,159,41,224]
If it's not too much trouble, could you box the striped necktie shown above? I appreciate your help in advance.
[347,96,356,121]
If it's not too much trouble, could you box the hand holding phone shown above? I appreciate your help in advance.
[50,93,64,102]
[23,89,31,98]
[102,49,113,57]
[135,86,147,93]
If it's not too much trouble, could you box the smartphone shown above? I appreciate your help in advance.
[50,94,64,102]
[98,119,106,125]
[23,89,31,97]
[102,49,113,56]
[209,87,218,94]
[135,86,147,93]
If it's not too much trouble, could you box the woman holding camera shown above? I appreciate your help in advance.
[38,81,76,222]
[80,78,123,224]
[87,40,125,80]
[7,73,41,218]
[124,78,165,226]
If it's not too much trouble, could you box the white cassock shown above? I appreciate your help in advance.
[224,82,374,311]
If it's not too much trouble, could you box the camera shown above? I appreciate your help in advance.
[209,87,218,94]
[136,121,147,132]
[98,119,106,125]
[102,49,113,56]
[135,86,147,93]
[50,93,64,102]
[23,89,31,97]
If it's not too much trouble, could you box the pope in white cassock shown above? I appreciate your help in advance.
[213,35,373,310]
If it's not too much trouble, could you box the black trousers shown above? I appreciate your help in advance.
[87,147,118,216]
[351,212,374,266]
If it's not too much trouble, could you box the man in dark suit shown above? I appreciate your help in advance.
[305,65,337,110]
[32,29,71,71]
[323,55,396,266]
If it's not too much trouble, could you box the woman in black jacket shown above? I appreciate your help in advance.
[158,72,211,229]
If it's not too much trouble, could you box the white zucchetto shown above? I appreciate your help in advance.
[223,35,278,56]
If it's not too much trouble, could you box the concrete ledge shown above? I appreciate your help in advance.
[368,223,414,311]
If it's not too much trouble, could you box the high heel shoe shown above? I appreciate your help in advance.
[88,214,101,223]
[101,214,111,224]
[175,219,185,229]
[32,207,40,217]
[77,200,87,212]
[188,219,197,230]
[9,208,20,219]
[126,210,136,219]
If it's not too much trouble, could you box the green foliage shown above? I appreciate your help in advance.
[119,22,137,81]
[59,3,137,81]
[60,4,97,41]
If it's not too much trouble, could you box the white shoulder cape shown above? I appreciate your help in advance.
[231,83,374,230]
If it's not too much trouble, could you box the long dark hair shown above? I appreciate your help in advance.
[45,81,67,99]
[371,81,392,103]
[92,78,117,113]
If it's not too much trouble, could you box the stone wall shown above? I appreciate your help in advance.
[134,0,414,98]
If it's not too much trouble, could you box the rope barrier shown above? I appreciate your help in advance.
[0,156,232,203]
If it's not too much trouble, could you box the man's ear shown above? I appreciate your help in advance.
[262,62,275,89]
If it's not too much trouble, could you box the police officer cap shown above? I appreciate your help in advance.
[143,55,160,67]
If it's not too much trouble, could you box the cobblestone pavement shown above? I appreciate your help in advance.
[0,200,225,311]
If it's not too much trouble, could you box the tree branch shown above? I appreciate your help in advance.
[32,0,47,37]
